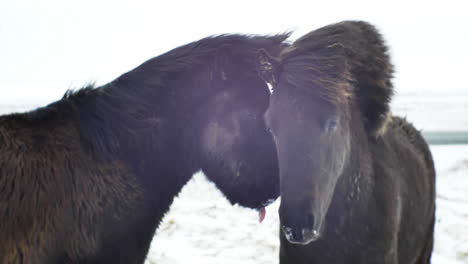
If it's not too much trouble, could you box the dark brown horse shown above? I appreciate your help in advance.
[257,21,435,263]
[0,34,288,263]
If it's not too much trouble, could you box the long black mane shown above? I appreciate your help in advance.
[71,34,287,158]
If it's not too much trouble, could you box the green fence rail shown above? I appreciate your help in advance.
[423,131,468,145]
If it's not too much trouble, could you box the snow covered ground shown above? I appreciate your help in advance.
[431,145,468,264]
[143,144,468,264]
[1,97,467,263]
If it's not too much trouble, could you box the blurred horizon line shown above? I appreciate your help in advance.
[1,87,467,105]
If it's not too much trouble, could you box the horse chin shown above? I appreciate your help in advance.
[262,198,277,207]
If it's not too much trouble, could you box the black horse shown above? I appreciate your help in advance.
[0,34,288,263]
[257,21,435,263]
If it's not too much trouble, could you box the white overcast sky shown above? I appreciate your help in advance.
[0,0,467,103]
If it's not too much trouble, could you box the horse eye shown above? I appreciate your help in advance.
[324,116,339,132]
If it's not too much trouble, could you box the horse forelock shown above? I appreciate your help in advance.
[278,44,353,109]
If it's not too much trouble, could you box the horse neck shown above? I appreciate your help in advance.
[72,63,214,205]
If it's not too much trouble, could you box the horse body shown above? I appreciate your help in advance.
[0,34,287,263]
[257,21,435,263]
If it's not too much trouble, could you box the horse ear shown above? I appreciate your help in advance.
[256,49,279,86]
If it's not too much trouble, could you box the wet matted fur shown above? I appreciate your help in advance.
[0,33,288,263]
[257,21,435,263]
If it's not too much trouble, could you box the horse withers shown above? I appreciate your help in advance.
[257,21,435,263]
[0,34,288,263]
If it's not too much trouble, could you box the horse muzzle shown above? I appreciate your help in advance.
[282,225,321,245]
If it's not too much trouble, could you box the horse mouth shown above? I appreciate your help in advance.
[282,225,321,245]
[257,198,277,223]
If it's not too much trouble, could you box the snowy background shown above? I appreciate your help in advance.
[1,93,467,264]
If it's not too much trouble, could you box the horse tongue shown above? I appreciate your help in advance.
[259,207,266,223]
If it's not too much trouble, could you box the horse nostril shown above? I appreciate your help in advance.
[282,225,306,242]
[282,225,301,242]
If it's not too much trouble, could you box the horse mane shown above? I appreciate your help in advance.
[59,33,290,164]
[280,21,394,136]
[278,41,352,106]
